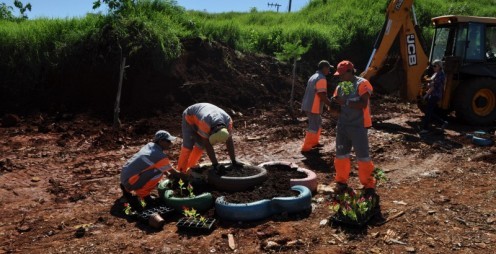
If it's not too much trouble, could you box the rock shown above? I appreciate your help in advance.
[393,200,407,205]
[228,233,236,250]
[287,239,303,247]
[475,243,486,249]
[370,247,382,253]
[405,246,416,252]
[315,197,325,203]
[317,184,335,194]
[420,170,440,178]
[1,114,20,127]
[265,241,279,249]
[427,210,436,215]
[319,219,328,227]
[74,227,86,238]
[31,177,41,182]
[487,217,496,224]
[16,225,31,232]
[426,237,435,247]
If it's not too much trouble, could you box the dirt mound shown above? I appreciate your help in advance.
[1,114,20,127]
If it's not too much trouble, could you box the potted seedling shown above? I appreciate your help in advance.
[159,179,214,212]
[176,207,216,232]
[330,190,378,227]
[329,168,387,227]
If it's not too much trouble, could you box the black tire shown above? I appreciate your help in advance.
[454,78,496,125]
[207,164,268,192]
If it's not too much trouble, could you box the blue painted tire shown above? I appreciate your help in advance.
[258,161,318,192]
[472,136,494,146]
[271,185,312,214]
[215,185,312,221]
[215,197,272,221]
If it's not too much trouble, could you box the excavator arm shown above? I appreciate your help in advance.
[361,0,429,101]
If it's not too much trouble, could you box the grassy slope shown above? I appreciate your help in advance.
[1,0,496,113]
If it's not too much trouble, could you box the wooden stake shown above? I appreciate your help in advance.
[113,57,126,129]
[378,210,405,225]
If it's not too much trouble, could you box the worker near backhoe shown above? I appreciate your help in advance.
[177,103,237,173]
[300,60,334,152]
[120,130,179,212]
[420,59,448,134]
[331,60,376,196]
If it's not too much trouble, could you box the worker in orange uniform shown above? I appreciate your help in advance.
[120,130,179,212]
[300,60,334,152]
[177,103,237,173]
[331,60,376,196]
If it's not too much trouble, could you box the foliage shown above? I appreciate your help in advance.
[338,81,355,96]
[0,0,31,20]
[176,179,195,197]
[330,189,377,222]
[182,206,207,226]
[373,167,388,184]
[275,40,309,63]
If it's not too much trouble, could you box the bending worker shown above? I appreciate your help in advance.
[120,130,178,212]
[331,60,376,196]
[300,60,334,152]
[177,103,237,173]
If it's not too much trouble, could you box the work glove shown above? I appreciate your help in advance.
[213,163,227,175]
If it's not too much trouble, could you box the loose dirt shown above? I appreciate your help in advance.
[1,40,496,253]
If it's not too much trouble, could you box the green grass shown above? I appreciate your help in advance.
[1,0,496,111]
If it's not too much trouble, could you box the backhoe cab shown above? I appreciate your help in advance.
[431,15,496,125]
[362,0,496,125]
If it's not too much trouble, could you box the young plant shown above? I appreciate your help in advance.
[330,189,377,222]
[187,183,195,198]
[339,81,355,96]
[178,178,185,196]
[373,167,388,183]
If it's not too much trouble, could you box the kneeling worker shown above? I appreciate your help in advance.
[177,103,237,173]
[120,130,178,212]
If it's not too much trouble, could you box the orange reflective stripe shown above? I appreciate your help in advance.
[155,158,172,172]
[363,106,372,128]
[128,175,140,185]
[315,79,327,92]
[311,94,321,113]
[358,80,373,96]
[134,175,164,198]
[185,114,210,138]
[358,80,373,128]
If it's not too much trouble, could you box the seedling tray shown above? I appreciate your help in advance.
[176,217,216,232]
[137,206,174,222]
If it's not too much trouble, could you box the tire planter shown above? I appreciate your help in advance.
[472,136,494,146]
[258,161,318,192]
[159,180,214,212]
[215,185,312,222]
[207,162,268,192]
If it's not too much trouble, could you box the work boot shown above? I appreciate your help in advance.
[331,182,349,195]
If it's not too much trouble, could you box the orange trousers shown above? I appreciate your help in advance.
[177,146,204,172]
[301,128,322,152]
[334,158,376,189]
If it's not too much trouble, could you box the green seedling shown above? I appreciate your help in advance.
[373,167,388,183]
[339,81,355,96]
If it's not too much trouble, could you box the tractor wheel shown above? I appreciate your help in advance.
[454,79,496,125]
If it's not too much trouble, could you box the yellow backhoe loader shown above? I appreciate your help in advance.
[362,0,496,125]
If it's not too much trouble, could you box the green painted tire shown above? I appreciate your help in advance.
[158,180,214,212]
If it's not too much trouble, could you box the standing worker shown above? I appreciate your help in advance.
[120,130,178,212]
[177,103,237,173]
[300,60,334,152]
[331,60,376,196]
[420,59,448,134]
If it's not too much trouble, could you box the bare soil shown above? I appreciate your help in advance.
[220,165,300,204]
[1,41,496,253]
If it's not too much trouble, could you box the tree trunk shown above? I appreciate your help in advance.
[113,57,126,129]
[289,58,297,120]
